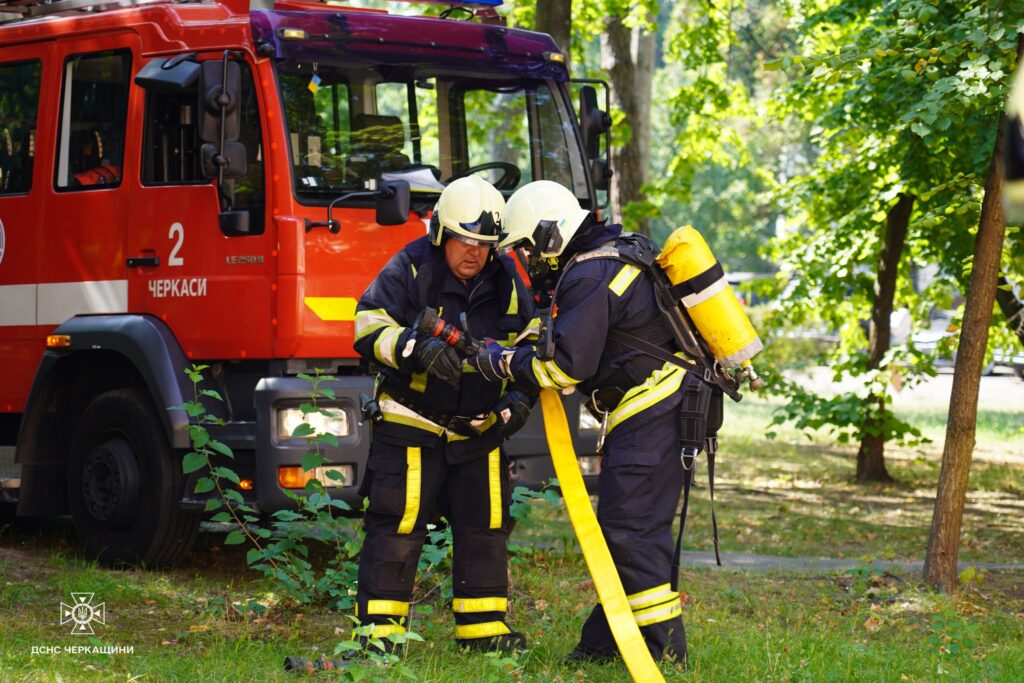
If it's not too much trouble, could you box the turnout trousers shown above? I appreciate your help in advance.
[576,412,688,662]
[356,423,514,641]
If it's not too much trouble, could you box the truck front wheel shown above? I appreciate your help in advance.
[67,388,199,567]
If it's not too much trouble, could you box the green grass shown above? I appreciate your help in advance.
[2,402,1022,681]
[1,532,1022,681]
[681,397,1024,563]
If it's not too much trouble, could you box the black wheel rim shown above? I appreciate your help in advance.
[81,437,141,527]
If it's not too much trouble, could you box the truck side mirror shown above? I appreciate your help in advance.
[198,58,241,144]
[135,55,200,93]
[376,180,411,226]
[201,142,247,180]
[579,85,612,191]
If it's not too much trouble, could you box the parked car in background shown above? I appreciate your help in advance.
[912,309,1024,378]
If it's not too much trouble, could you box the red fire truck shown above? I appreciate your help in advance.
[0,0,609,566]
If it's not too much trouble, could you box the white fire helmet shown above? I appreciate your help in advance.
[428,175,505,247]
[499,180,591,265]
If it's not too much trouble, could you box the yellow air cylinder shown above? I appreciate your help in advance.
[656,225,763,368]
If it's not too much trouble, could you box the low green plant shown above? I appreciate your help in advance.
[332,617,425,681]
[927,610,979,657]
[509,479,561,526]
[174,365,362,609]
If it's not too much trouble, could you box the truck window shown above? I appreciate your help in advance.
[463,88,532,186]
[0,60,41,195]
[374,81,440,171]
[141,58,265,234]
[279,72,350,191]
[55,50,131,190]
[275,61,581,202]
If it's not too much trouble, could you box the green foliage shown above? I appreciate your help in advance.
[766,374,927,447]
[754,0,1021,460]
[928,610,979,657]
[333,618,426,681]
[174,366,361,609]
[509,479,561,526]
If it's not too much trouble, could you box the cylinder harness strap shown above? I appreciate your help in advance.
[539,389,665,683]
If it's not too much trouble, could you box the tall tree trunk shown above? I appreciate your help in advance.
[535,0,572,66]
[994,275,1024,348]
[856,192,914,483]
[601,12,656,234]
[923,118,1008,592]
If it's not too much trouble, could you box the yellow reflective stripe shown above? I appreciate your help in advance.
[633,600,683,628]
[381,412,444,435]
[507,279,519,316]
[510,317,541,346]
[530,357,559,389]
[409,371,428,393]
[367,623,406,639]
[538,390,665,682]
[379,398,446,436]
[626,584,675,611]
[541,359,577,387]
[373,327,402,368]
[410,262,417,279]
[609,264,641,297]
[306,296,358,322]
[452,597,508,613]
[531,357,579,389]
[488,448,502,529]
[397,447,421,534]
[354,308,399,340]
[367,600,409,617]
[607,358,686,434]
[455,622,511,640]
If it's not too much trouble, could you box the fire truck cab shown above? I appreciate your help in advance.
[0,0,607,566]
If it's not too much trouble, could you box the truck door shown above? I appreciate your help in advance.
[0,46,47,412]
[43,38,135,335]
[126,54,272,361]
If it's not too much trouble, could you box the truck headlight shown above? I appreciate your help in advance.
[277,406,351,441]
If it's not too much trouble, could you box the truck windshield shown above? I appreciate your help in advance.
[276,61,586,202]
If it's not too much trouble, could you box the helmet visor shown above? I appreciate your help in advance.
[446,231,497,248]
[443,209,501,247]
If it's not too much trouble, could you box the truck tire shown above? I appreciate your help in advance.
[67,388,199,567]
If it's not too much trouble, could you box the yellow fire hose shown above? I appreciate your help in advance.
[539,390,665,683]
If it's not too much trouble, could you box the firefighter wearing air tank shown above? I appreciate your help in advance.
[351,176,535,653]
[471,180,737,664]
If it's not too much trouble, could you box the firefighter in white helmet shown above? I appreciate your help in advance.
[470,180,695,664]
[351,175,534,654]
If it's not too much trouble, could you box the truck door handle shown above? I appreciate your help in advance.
[126,256,160,268]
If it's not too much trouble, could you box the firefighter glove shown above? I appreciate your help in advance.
[470,340,513,383]
[494,389,532,439]
[414,336,463,387]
